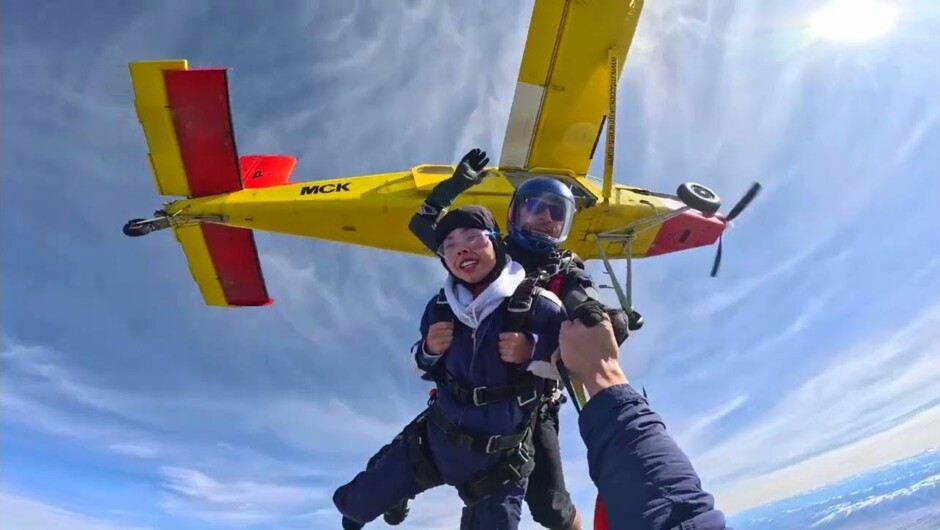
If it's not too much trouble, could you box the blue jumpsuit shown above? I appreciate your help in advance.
[580,384,728,529]
[333,291,566,529]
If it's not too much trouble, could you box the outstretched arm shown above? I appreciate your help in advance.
[559,319,726,530]
[580,385,726,530]
[408,148,490,252]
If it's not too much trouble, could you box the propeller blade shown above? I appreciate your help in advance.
[710,182,760,277]
[726,182,762,221]
[710,234,723,277]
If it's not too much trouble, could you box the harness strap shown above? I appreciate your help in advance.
[402,410,443,490]
[433,288,453,323]
[428,364,539,407]
[427,403,530,454]
[456,441,535,506]
[503,272,546,332]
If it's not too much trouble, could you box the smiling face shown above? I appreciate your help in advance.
[518,196,566,239]
[439,228,498,284]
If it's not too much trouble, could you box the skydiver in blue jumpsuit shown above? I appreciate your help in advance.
[333,206,568,529]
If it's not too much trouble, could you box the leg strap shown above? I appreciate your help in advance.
[456,433,536,506]
[403,410,443,490]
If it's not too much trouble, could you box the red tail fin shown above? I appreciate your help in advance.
[240,155,297,189]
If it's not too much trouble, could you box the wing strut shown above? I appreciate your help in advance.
[602,48,618,203]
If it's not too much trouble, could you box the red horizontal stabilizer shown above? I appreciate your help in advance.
[240,155,297,189]
[200,223,272,306]
[164,68,242,197]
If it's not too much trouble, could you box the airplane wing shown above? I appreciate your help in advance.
[499,0,644,179]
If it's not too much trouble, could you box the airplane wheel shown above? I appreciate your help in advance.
[677,183,721,215]
[627,309,644,331]
[123,218,154,237]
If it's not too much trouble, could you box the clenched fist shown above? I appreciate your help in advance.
[425,322,454,355]
[499,332,534,364]
[558,316,627,396]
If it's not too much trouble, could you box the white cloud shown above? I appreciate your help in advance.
[811,471,940,527]
[701,304,940,512]
[716,404,940,515]
[159,466,325,525]
[673,394,750,453]
[248,395,411,455]
[106,442,162,459]
[0,492,150,530]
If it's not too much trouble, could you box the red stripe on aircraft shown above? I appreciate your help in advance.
[200,223,272,306]
[646,209,725,257]
[164,68,243,197]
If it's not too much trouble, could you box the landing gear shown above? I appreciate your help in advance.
[627,309,644,331]
[595,236,643,332]
[123,218,156,237]
[122,213,171,237]
[677,182,721,215]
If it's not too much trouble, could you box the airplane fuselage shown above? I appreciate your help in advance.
[164,166,725,261]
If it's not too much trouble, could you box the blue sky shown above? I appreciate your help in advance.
[1,0,938,528]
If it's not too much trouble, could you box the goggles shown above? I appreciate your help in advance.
[522,197,567,221]
[437,229,496,258]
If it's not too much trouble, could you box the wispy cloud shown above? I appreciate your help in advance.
[811,472,940,527]
[718,404,940,516]
[673,394,750,453]
[701,303,940,511]
[0,492,150,530]
[159,466,325,525]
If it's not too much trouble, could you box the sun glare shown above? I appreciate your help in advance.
[807,0,897,43]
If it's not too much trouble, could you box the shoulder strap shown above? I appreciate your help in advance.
[503,272,546,332]
[433,288,453,323]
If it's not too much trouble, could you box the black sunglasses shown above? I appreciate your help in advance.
[523,197,566,220]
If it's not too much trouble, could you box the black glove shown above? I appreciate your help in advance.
[424,148,490,213]
[572,301,606,327]
[607,308,631,346]
[453,148,489,185]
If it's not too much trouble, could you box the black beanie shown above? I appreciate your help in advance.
[434,205,501,247]
[434,206,507,285]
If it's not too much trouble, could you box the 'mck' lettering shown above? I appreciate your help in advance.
[300,182,351,195]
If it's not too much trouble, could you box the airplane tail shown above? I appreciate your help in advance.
[128,60,296,307]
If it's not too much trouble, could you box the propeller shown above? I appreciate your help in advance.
[710,182,762,277]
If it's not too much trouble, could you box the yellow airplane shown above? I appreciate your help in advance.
[123,0,760,309]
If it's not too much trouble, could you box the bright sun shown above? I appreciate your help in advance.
[807,0,897,43]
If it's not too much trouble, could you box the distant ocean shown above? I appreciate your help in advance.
[728,448,940,530]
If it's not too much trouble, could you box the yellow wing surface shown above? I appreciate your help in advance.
[499,0,644,176]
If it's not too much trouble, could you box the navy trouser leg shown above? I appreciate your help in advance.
[459,479,528,530]
[333,436,431,525]
[526,403,577,529]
